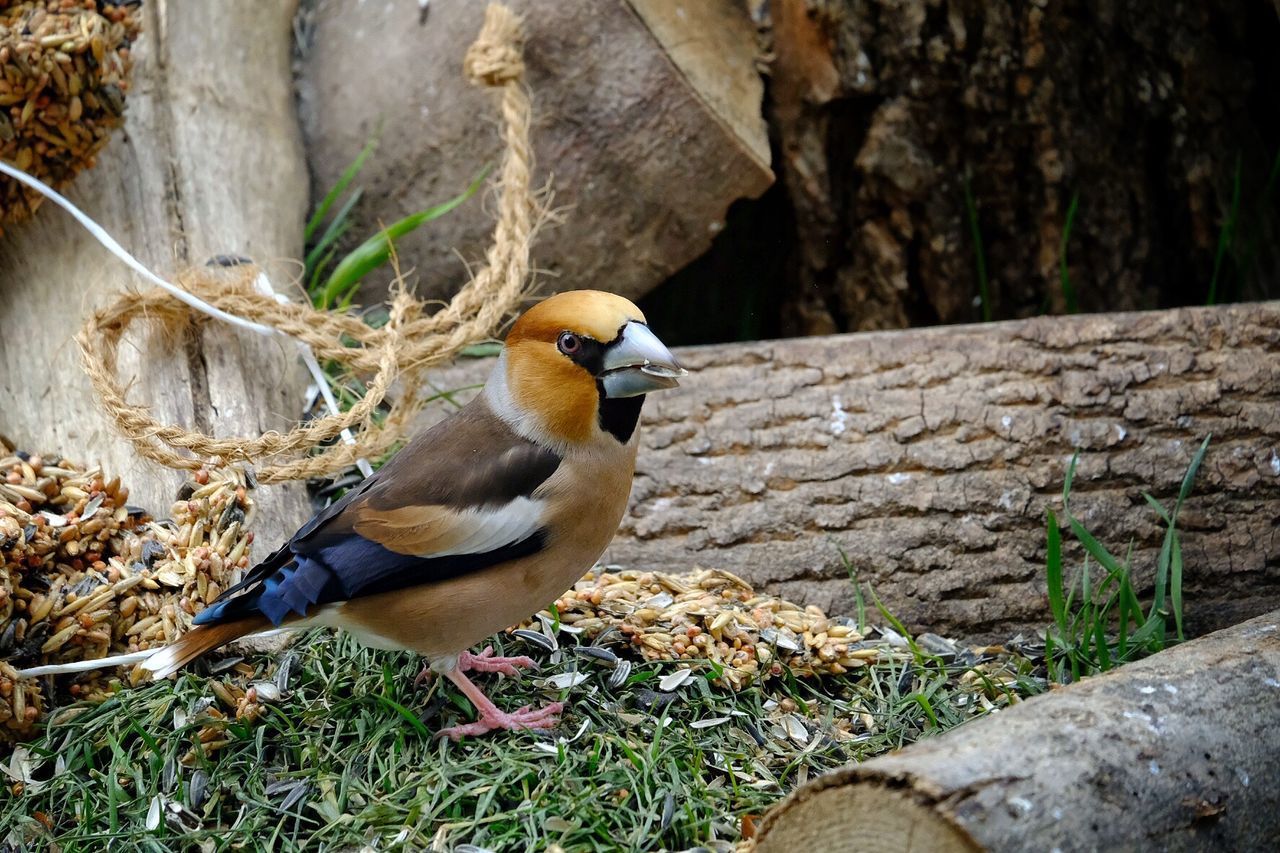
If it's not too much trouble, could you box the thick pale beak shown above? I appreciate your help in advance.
[600,322,687,398]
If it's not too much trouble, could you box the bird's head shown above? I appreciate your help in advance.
[490,290,687,447]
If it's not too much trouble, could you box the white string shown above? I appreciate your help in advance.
[252,275,374,479]
[0,160,276,337]
[14,628,297,678]
[0,159,372,477]
[0,161,379,677]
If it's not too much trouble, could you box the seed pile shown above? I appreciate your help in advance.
[0,0,141,227]
[522,567,1027,700]
[0,451,257,740]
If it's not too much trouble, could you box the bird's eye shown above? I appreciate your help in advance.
[557,332,582,355]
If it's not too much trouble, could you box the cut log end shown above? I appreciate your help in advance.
[754,609,1280,852]
[755,776,982,853]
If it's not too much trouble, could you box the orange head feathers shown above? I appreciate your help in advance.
[493,290,686,447]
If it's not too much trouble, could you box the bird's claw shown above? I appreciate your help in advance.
[436,700,564,740]
[457,645,537,677]
[414,646,536,689]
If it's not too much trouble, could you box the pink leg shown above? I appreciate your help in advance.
[435,667,564,740]
[414,645,536,686]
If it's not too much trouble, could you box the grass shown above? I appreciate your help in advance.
[1206,155,1242,306]
[1059,190,1080,313]
[1042,436,1210,683]
[0,441,1214,850]
[2,621,1040,851]
[302,139,484,311]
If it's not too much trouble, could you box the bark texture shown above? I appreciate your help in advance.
[753,608,1280,853]
[0,1,312,546]
[298,0,772,305]
[422,302,1280,640]
[768,0,1280,335]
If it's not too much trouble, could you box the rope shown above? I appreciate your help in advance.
[74,3,539,484]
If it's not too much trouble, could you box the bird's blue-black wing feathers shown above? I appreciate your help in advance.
[194,402,560,627]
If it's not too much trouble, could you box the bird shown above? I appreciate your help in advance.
[141,290,687,739]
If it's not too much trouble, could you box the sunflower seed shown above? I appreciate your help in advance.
[540,672,589,690]
[608,660,632,689]
[572,645,617,664]
[690,716,730,729]
[658,669,692,691]
[188,770,209,810]
[512,628,556,651]
[81,494,104,517]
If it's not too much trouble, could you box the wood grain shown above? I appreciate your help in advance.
[754,608,1280,852]
[298,0,773,305]
[0,1,312,546]
[421,302,1280,639]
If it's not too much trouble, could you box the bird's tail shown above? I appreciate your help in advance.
[142,616,270,679]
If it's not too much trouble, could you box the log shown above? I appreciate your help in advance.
[0,1,312,546]
[298,0,773,305]
[752,608,1280,852]
[419,302,1280,639]
[765,0,1280,334]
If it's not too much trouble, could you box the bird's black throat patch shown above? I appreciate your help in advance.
[597,392,644,443]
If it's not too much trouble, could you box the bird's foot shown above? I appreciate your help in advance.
[436,700,564,740]
[457,645,537,677]
[413,646,536,687]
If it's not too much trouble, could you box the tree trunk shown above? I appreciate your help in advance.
[767,0,1280,335]
[422,302,1280,640]
[0,1,311,546]
[297,0,773,306]
[752,608,1280,853]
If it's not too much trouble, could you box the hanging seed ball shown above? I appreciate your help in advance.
[0,0,142,228]
[0,446,258,742]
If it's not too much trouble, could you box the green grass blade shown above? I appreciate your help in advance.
[307,245,338,300]
[1207,155,1242,305]
[1142,492,1171,524]
[1152,523,1173,616]
[1119,558,1143,619]
[1176,435,1212,509]
[1045,509,1066,631]
[833,540,869,632]
[1171,529,1185,641]
[1044,629,1058,682]
[305,137,377,244]
[1068,518,1124,576]
[304,187,363,283]
[1062,452,1079,510]
[963,175,991,322]
[1116,571,1132,658]
[908,693,939,728]
[1059,190,1080,313]
[368,693,431,739]
[320,172,486,308]
[1092,618,1112,671]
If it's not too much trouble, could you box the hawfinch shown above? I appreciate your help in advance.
[144,290,686,739]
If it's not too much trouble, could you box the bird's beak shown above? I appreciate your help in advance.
[600,322,687,398]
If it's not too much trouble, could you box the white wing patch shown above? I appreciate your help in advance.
[424,496,547,558]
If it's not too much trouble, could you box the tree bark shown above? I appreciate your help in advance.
[0,1,312,546]
[422,302,1280,640]
[752,608,1280,853]
[297,0,773,305]
[766,0,1280,335]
